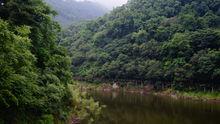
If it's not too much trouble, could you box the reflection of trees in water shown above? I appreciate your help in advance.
[112,91,119,99]
[92,91,220,124]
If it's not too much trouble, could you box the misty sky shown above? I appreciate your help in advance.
[76,0,128,9]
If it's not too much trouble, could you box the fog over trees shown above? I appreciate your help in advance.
[45,0,109,27]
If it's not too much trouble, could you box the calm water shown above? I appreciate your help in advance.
[89,91,220,124]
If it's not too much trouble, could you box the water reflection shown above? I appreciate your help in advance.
[112,91,119,99]
[89,91,220,124]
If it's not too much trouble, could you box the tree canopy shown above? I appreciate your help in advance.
[62,0,220,91]
[0,0,74,123]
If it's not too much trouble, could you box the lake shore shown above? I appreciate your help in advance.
[154,89,220,104]
[75,81,220,103]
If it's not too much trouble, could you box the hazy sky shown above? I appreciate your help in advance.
[76,0,128,9]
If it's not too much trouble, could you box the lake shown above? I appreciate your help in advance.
[89,91,220,124]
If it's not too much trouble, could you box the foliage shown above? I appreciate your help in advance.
[0,20,37,109]
[181,91,220,100]
[0,0,101,123]
[61,0,220,91]
[68,84,102,124]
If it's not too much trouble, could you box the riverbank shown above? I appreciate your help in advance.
[73,81,220,103]
[155,89,220,103]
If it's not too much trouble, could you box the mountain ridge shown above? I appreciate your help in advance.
[45,0,109,27]
[61,0,220,90]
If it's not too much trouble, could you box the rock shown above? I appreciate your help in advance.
[112,83,119,89]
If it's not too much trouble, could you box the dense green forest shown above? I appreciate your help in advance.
[0,0,220,123]
[0,0,100,123]
[62,0,220,91]
[45,0,108,27]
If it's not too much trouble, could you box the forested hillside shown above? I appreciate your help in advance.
[62,0,220,91]
[0,0,100,123]
[45,0,108,27]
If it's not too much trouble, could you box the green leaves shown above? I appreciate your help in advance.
[0,90,18,108]
[68,84,102,124]
[0,0,103,123]
[61,0,220,91]
[0,19,37,108]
